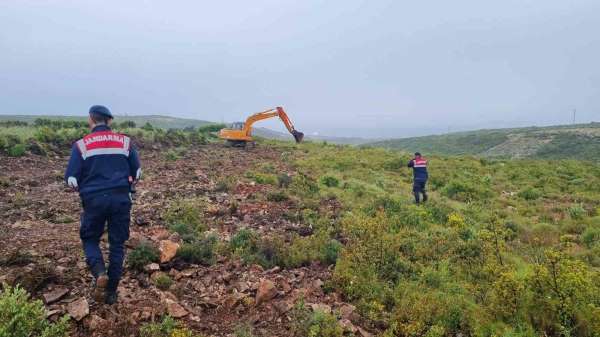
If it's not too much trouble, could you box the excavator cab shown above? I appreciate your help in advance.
[229,122,245,130]
[218,107,303,146]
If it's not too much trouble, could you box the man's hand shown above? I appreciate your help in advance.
[67,176,79,190]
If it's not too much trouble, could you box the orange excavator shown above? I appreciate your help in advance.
[218,106,304,146]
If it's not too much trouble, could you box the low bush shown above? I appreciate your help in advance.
[582,227,600,248]
[441,178,492,202]
[154,274,173,290]
[229,229,285,268]
[518,187,542,201]
[0,284,70,337]
[176,235,218,265]
[197,123,226,133]
[291,300,344,337]
[320,175,340,188]
[568,204,587,220]
[128,242,160,271]
[7,144,26,157]
[169,223,199,243]
[140,315,202,337]
[266,191,289,202]
[164,198,206,233]
[249,172,277,185]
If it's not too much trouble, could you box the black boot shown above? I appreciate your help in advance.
[105,290,118,305]
[414,192,420,204]
[422,191,428,202]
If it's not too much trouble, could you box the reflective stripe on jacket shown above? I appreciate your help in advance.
[408,158,428,182]
[65,125,140,198]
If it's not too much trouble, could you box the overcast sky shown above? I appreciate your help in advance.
[0,0,598,138]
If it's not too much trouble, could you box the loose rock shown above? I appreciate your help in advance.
[67,297,89,321]
[43,287,69,304]
[255,279,278,305]
[159,240,180,263]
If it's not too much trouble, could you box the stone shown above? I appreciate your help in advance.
[84,314,107,331]
[224,292,246,309]
[159,240,180,263]
[273,300,293,314]
[255,279,278,305]
[357,327,374,337]
[164,298,188,318]
[279,280,292,293]
[43,287,69,304]
[310,303,332,314]
[67,297,89,321]
[145,263,160,272]
[339,303,356,320]
[339,319,358,333]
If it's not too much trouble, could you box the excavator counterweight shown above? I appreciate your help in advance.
[218,107,304,146]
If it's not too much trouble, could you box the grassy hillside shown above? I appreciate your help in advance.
[2,120,600,336]
[368,122,600,160]
[0,114,213,129]
[260,140,600,337]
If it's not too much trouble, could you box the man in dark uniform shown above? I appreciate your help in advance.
[65,105,141,304]
[407,152,428,204]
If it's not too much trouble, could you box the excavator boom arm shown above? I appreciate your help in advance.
[241,107,303,143]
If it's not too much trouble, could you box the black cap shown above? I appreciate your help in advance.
[89,105,113,119]
[415,152,421,156]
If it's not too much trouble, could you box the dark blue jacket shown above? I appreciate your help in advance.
[408,157,428,182]
[65,125,141,198]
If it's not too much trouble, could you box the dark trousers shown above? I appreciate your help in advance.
[413,180,428,204]
[80,191,131,291]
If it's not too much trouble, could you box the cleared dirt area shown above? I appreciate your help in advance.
[0,144,360,337]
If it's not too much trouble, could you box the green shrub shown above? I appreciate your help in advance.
[322,239,342,265]
[518,187,542,201]
[141,122,154,131]
[197,123,226,133]
[568,204,587,220]
[251,173,277,185]
[169,223,199,243]
[164,198,206,232]
[291,300,344,337]
[266,191,289,202]
[140,315,201,337]
[230,229,284,268]
[582,227,600,248]
[176,235,217,265]
[154,274,173,290]
[320,175,340,188]
[290,173,320,196]
[233,323,255,337]
[441,179,491,202]
[128,242,160,271]
[7,143,26,157]
[0,284,70,337]
[164,149,182,161]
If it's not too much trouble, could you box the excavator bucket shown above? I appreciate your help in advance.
[292,130,304,143]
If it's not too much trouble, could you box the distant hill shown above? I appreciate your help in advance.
[252,127,371,145]
[0,114,370,144]
[0,114,213,129]
[366,122,600,160]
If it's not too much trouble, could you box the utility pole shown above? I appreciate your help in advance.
[572,108,576,124]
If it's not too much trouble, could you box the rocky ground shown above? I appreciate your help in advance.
[0,144,370,337]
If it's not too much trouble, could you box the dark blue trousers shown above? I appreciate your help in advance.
[413,180,428,204]
[80,191,131,291]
